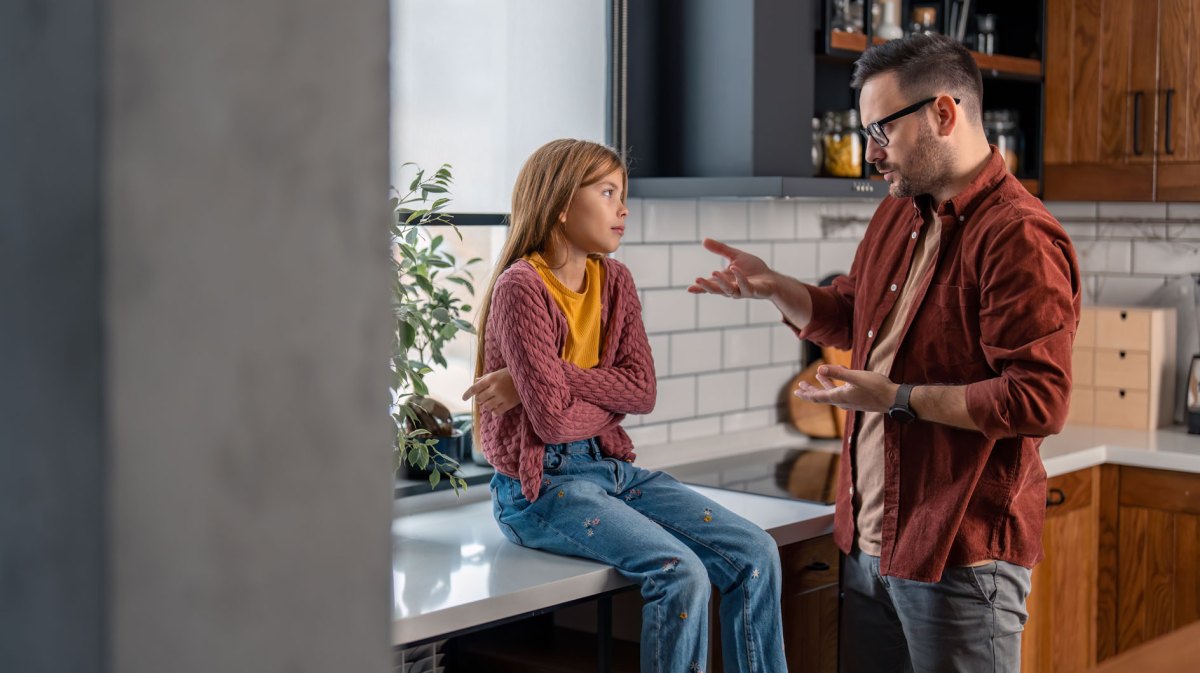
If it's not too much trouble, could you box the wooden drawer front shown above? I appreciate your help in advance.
[1069,387,1095,425]
[1094,308,1152,350]
[1076,308,1096,348]
[1120,466,1200,516]
[781,534,840,594]
[1094,349,1151,390]
[1093,388,1150,429]
[1073,347,1095,387]
[1045,466,1094,516]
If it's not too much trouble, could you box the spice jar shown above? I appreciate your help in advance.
[983,109,1022,175]
[822,110,863,178]
[812,117,825,175]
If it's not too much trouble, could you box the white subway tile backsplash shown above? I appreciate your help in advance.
[721,409,773,433]
[749,200,797,240]
[1093,275,1168,305]
[773,242,819,278]
[1075,240,1133,274]
[817,241,859,278]
[621,244,672,288]
[626,424,668,447]
[820,220,869,240]
[696,371,747,416]
[1096,222,1167,239]
[672,243,724,288]
[648,334,670,379]
[1168,224,1200,241]
[670,331,722,375]
[1043,201,1098,221]
[624,198,645,243]
[643,199,699,242]
[772,324,803,365]
[795,202,824,238]
[1061,223,1097,241]
[747,364,801,408]
[622,413,642,428]
[1132,240,1200,275]
[643,376,697,424]
[1167,203,1200,220]
[749,299,783,325]
[840,199,882,221]
[697,293,749,328]
[699,200,750,242]
[619,195,1200,449]
[1098,202,1168,220]
[669,416,722,442]
[642,289,696,333]
[723,326,772,368]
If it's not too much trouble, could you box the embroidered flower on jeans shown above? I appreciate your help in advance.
[662,557,681,572]
[751,568,761,579]
[689,663,703,673]
[583,517,601,537]
[703,508,713,523]
[622,488,643,502]
[679,611,688,619]
[557,489,565,498]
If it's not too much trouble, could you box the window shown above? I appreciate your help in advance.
[392,0,612,414]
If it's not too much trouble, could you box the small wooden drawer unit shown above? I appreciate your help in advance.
[1069,307,1176,429]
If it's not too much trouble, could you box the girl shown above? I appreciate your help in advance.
[463,139,786,673]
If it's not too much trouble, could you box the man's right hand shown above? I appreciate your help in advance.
[687,238,778,300]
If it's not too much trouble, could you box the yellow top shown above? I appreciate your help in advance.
[525,252,605,368]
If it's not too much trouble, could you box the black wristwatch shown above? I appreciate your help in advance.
[887,383,917,424]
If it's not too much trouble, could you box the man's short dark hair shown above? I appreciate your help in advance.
[851,34,984,125]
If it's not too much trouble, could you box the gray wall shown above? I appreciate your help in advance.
[3,1,394,671]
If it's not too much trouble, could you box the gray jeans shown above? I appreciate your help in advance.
[840,548,1031,673]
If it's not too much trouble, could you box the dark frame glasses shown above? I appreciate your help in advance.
[859,96,961,148]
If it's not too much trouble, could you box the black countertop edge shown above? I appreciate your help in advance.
[629,176,886,199]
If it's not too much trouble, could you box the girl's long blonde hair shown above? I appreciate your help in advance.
[472,139,627,432]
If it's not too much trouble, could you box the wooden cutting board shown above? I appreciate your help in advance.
[786,346,852,438]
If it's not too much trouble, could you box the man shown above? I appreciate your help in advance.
[689,34,1080,672]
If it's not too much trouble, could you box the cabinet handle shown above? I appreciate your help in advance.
[1165,89,1176,156]
[1132,92,1144,156]
[804,561,831,572]
[1046,488,1066,507]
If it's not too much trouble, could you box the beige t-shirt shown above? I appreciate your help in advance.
[853,209,941,556]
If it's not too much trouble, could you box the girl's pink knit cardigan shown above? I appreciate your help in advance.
[478,257,656,502]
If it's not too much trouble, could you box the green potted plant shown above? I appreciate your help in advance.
[391,163,480,493]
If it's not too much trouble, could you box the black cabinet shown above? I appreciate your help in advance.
[622,0,1046,198]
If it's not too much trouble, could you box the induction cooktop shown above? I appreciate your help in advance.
[671,446,841,505]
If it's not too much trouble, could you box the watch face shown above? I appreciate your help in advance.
[888,406,916,424]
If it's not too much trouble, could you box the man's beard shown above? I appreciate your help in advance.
[881,122,953,198]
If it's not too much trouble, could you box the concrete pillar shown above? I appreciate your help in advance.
[2,1,393,671]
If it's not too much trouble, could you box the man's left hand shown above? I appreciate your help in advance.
[794,364,899,413]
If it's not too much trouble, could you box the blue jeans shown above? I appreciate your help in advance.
[491,438,787,673]
[840,547,1032,673]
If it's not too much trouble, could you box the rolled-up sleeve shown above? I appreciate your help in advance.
[965,215,1081,439]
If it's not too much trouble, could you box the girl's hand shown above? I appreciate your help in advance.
[462,368,522,415]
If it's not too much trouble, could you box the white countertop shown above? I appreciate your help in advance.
[392,484,833,646]
[391,423,1200,647]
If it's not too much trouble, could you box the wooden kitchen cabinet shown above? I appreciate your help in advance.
[1022,466,1107,673]
[1044,0,1200,201]
[780,534,840,673]
[1114,467,1200,652]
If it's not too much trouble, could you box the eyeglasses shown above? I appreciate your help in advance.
[858,96,960,148]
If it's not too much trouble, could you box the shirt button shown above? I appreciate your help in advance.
[889,283,898,292]
[911,231,918,239]
[849,485,855,497]
[867,329,875,338]
[959,215,965,222]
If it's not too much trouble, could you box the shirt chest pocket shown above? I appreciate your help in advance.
[908,284,988,378]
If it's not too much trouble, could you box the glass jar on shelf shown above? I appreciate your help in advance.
[822,110,863,178]
[812,117,825,176]
[982,109,1023,175]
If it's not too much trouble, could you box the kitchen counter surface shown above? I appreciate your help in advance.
[392,423,1200,648]
[392,483,833,647]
